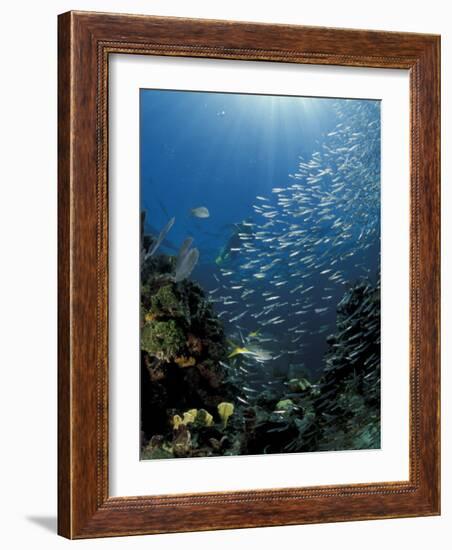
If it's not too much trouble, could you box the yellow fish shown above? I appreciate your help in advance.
[228,347,249,358]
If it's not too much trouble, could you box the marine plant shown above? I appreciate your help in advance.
[217,402,234,428]
[145,216,175,259]
[182,409,198,425]
[174,247,199,282]
[275,399,294,411]
[197,408,214,427]
[172,415,183,430]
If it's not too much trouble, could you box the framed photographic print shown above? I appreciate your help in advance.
[58,11,440,538]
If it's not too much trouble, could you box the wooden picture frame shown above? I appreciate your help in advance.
[58,11,440,539]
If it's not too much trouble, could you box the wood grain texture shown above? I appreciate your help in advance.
[57,11,440,539]
[57,10,72,538]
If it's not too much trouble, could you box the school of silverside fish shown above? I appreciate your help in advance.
[140,99,381,459]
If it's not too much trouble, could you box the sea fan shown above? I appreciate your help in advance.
[175,237,194,272]
[174,247,199,282]
[146,217,175,258]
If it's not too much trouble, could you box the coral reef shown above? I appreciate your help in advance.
[312,277,381,450]
[140,224,238,447]
[140,219,381,458]
[142,319,186,360]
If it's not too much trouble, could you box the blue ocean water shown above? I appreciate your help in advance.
[140,89,380,382]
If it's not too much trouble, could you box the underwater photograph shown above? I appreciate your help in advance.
[139,89,381,460]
